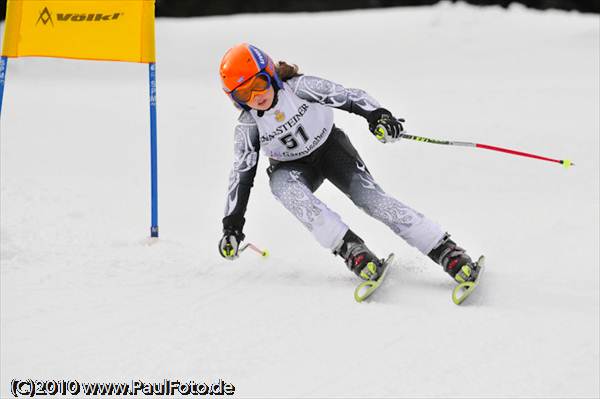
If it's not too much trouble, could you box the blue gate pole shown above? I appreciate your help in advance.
[149,63,159,237]
[0,56,8,118]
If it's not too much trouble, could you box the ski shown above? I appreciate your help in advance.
[354,253,395,303]
[452,255,485,305]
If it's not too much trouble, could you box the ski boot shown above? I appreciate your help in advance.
[334,230,384,281]
[428,233,480,284]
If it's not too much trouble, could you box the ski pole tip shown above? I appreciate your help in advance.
[562,159,574,169]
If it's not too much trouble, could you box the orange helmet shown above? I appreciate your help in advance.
[219,43,282,108]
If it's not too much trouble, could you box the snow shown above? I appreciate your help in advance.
[1,2,599,397]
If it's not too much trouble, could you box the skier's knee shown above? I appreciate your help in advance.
[347,181,384,213]
[269,171,291,200]
[350,194,371,212]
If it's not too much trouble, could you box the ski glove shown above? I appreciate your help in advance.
[367,108,405,143]
[219,228,245,260]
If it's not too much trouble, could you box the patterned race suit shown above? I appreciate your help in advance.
[223,75,445,254]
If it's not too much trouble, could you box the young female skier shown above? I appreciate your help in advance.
[218,43,480,285]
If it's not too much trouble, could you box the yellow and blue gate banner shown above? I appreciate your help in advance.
[2,0,155,62]
[0,0,160,237]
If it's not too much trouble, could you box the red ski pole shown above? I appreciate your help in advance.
[399,133,574,168]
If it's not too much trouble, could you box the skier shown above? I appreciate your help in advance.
[218,43,480,285]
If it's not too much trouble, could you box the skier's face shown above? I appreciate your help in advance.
[246,87,275,111]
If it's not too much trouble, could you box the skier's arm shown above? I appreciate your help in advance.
[288,75,381,119]
[288,75,404,142]
[222,112,260,242]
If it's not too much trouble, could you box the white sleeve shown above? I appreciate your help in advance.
[287,75,381,118]
[222,111,260,231]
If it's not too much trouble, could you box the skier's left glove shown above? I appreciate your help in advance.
[219,227,245,260]
[367,108,405,143]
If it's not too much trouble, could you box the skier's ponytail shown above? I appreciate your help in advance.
[276,61,301,81]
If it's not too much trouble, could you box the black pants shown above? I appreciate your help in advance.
[267,125,371,193]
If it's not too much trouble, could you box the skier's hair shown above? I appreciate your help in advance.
[276,61,301,81]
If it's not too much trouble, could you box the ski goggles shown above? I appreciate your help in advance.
[231,72,272,103]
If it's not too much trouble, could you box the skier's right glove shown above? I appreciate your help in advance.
[367,108,405,143]
[218,227,245,260]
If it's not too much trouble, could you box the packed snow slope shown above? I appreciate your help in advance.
[1,2,598,398]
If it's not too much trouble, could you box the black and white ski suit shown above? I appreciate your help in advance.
[223,75,445,255]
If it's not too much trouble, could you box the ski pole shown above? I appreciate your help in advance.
[240,242,269,258]
[399,132,574,168]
